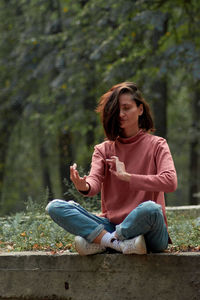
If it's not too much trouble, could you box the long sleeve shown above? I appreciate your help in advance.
[129,139,177,193]
[84,146,106,196]
[78,131,177,226]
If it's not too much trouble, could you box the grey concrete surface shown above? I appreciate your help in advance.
[0,251,199,300]
[166,205,200,217]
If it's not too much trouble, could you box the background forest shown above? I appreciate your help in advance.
[0,0,200,216]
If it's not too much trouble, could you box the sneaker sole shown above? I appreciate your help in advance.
[75,237,106,256]
[122,235,147,255]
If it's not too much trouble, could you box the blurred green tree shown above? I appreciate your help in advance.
[0,0,200,214]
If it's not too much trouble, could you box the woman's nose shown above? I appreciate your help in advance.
[119,109,125,118]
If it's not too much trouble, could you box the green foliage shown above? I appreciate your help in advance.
[167,211,200,251]
[0,0,200,214]
[64,177,101,212]
[0,201,199,253]
[0,197,75,252]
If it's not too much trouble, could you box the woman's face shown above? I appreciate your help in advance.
[119,93,143,136]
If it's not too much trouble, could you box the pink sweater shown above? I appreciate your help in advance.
[84,130,177,228]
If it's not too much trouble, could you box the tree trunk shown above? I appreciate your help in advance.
[189,85,200,205]
[0,131,9,205]
[83,84,97,149]
[151,80,168,138]
[39,142,54,201]
[0,102,24,209]
[151,14,169,139]
[58,131,74,196]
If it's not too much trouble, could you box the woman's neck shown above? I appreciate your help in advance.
[120,127,140,138]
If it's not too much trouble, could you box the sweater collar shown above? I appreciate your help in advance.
[117,129,145,144]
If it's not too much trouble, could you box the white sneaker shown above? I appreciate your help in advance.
[75,236,106,256]
[120,235,147,255]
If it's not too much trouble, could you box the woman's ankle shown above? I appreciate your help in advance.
[93,230,108,244]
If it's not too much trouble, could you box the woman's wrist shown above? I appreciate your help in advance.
[79,183,90,193]
[123,172,131,182]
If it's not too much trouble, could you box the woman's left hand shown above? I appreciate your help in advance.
[106,156,131,182]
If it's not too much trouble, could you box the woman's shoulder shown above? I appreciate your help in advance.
[143,132,168,150]
[144,132,166,143]
[94,140,115,157]
[95,138,114,147]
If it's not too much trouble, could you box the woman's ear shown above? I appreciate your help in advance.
[139,104,143,116]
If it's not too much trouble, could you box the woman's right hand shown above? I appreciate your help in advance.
[70,163,90,192]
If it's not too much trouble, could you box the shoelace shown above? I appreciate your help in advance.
[126,239,136,250]
[86,243,104,250]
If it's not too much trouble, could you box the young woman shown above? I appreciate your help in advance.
[46,82,177,255]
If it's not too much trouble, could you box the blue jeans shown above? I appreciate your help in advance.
[46,200,169,252]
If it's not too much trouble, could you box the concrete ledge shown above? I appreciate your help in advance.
[166,205,200,218]
[0,251,199,300]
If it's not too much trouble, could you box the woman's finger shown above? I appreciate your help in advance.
[70,165,80,181]
[69,165,88,190]
[70,166,76,181]
[106,157,118,165]
[74,169,81,182]
[106,159,115,165]
[111,156,119,162]
[72,163,77,169]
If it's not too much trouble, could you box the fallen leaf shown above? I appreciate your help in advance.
[20,232,26,237]
[56,242,63,248]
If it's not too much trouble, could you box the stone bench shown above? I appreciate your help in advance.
[0,251,199,300]
[166,205,200,218]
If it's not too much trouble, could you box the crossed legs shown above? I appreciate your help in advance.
[46,200,168,253]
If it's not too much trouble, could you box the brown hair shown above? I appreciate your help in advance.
[96,82,155,141]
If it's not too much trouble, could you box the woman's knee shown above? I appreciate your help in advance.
[137,201,162,220]
[139,200,161,212]
[45,199,76,216]
[46,199,62,214]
